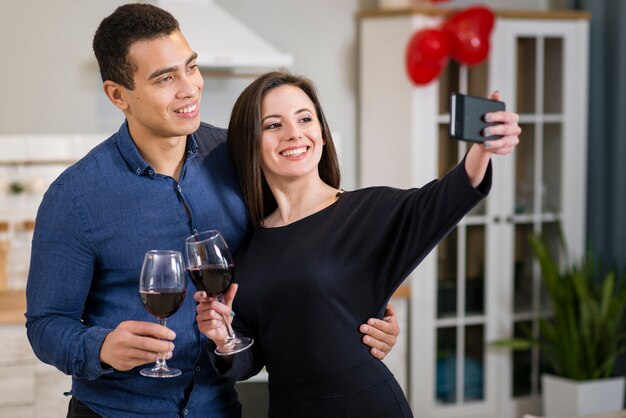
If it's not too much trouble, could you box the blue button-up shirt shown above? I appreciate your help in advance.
[25,121,249,417]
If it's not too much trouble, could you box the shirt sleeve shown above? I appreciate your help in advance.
[25,182,113,380]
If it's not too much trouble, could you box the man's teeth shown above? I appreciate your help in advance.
[176,104,197,114]
[281,147,307,157]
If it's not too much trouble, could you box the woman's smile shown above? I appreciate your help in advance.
[280,146,310,158]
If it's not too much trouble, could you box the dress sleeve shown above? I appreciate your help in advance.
[25,183,112,380]
[367,156,491,294]
[208,313,266,381]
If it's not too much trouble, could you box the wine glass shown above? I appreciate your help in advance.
[185,230,253,356]
[139,250,187,378]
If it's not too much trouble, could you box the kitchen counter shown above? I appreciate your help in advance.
[0,289,25,324]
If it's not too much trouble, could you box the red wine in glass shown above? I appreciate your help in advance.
[187,264,234,297]
[185,230,253,356]
[140,289,186,319]
[139,250,186,378]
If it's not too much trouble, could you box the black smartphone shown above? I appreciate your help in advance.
[449,92,505,143]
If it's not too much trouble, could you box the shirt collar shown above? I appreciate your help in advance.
[187,132,199,158]
[116,120,199,177]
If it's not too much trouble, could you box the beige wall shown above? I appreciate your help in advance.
[215,0,360,186]
[0,0,128,135]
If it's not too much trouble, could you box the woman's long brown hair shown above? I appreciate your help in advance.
[227,70,341,228]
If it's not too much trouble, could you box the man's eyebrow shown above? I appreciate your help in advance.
[148,52,198,80]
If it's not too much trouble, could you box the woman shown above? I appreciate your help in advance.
[196,71,521,417]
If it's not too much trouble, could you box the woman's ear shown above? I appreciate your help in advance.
[103,81,129,111]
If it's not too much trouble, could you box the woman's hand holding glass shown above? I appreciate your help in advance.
[185,230,253,356]
[194,283,239,349]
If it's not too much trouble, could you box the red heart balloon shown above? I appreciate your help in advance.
[406,56,446,85]
[409,28,451,62]
[405,28,451,85]
[443,6,495,65]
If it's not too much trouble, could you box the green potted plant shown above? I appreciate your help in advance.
[492,231,626,416]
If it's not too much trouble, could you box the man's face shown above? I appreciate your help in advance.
[121,30,203,143]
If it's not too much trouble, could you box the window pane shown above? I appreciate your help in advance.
[468,60,489,98]
[516,37,537,113]
[438,61,460,115]
[437,230,458,318]
[514,223,534,313]
[464,325,485,401]
[515,123,535,215]
[512,320,533,397]
[436,326,457,404]
[542,124,562,213]
[544,38,563,114]
[465,225,485,315]
[540,222,561,311]
[438,124,459,178]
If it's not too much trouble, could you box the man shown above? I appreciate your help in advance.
[25,4,399,417]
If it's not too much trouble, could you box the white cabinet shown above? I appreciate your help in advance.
[359,8,589,418]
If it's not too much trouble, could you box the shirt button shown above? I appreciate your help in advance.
[136,167,141,174]
[148,169,154,175]
[177,185,182,192]
[184,409,189,415]
[195,366,201,372]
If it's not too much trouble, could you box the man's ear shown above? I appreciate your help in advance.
[103,80,129,111]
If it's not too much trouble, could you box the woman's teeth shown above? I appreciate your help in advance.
[281,147,307,157]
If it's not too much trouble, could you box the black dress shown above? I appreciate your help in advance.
[221,160,491,417]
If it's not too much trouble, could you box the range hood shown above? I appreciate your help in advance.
[153,0,293,71]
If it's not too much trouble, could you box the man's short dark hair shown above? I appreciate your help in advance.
[92,3,180,90]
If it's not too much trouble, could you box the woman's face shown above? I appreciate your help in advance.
[259,84,324,185]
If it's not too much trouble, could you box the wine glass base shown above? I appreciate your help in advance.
[140,366,182,378]
[215,337,254,356]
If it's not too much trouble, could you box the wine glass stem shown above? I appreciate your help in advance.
[218,296,237,342]
[157,318,169,367]
[221,314,237,342]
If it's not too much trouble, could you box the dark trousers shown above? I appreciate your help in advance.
[67,397,101,418]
